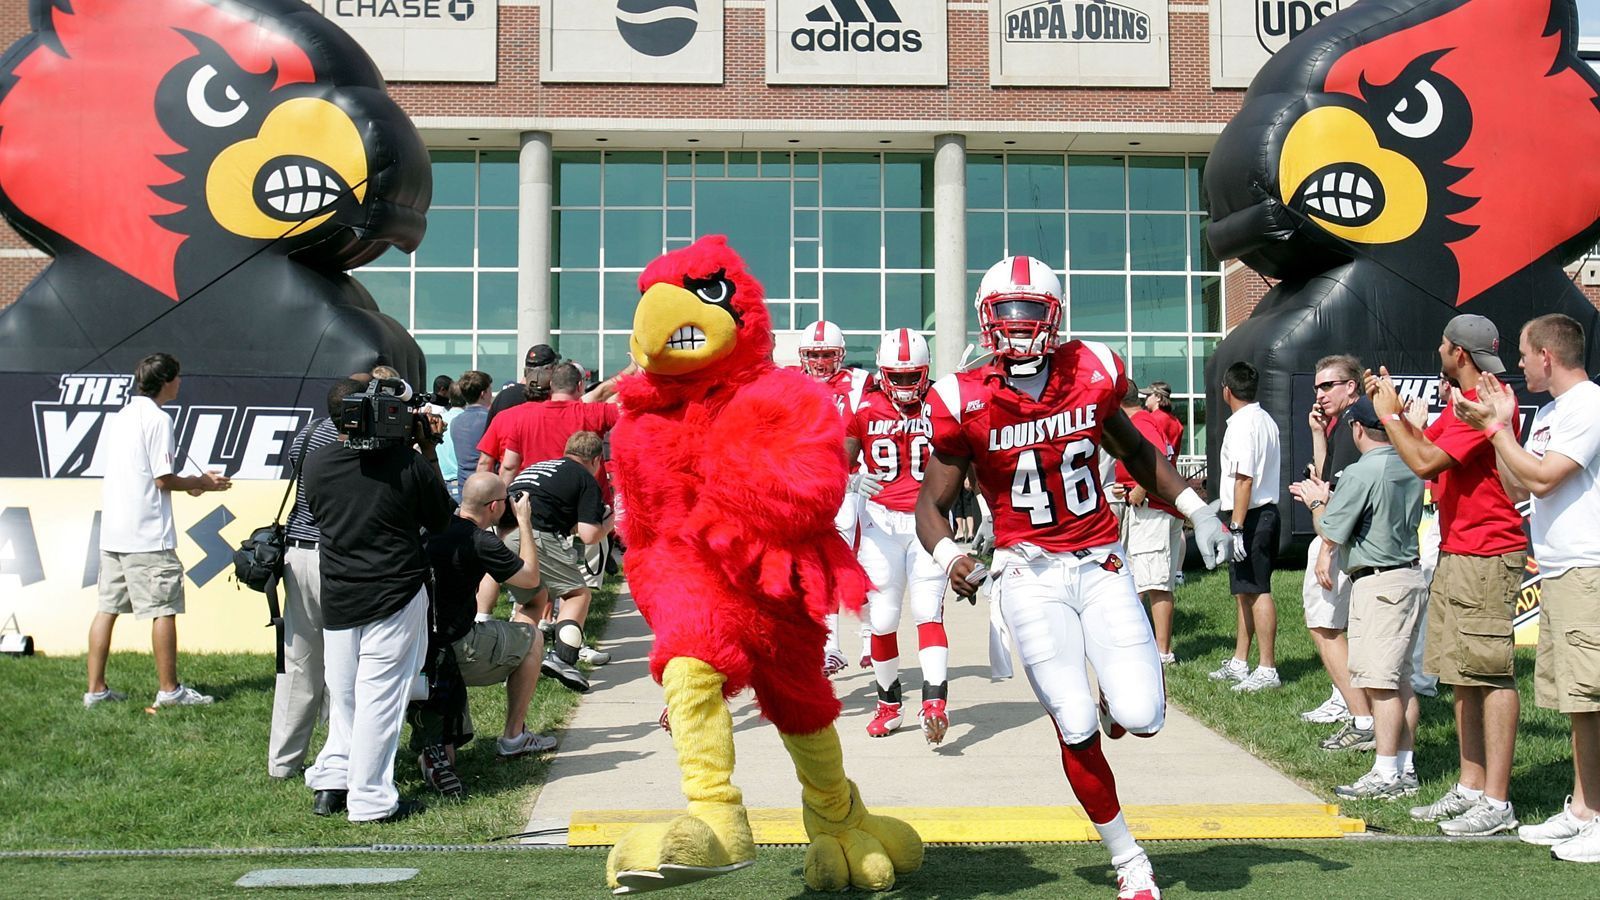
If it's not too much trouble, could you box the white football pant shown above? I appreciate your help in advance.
[859,504,948,693]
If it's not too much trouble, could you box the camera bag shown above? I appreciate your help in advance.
[231,442,304,673]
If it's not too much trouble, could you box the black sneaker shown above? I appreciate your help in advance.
[542,651,590,693]
[358,798,425,824]
[419,746,465,799]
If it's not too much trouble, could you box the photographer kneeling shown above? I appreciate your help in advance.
[409,473,557,797]
[505,431,615,693]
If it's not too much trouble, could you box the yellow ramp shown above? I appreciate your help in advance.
[567,803,1364,846]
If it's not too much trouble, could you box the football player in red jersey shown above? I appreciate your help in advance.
[845,328,952,744]
[797,320,876,674]
[915,256,1232,900]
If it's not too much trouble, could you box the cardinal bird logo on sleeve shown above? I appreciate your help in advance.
[0,0,432,381]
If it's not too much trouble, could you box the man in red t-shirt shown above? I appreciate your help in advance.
[1113,382,1184,664]
[1142,381,1184,453]
[1368,314,1528,837]
[496,363,624,482]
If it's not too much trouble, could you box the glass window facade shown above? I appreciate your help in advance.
[967,153,1220,456]
[358,148,1222,456]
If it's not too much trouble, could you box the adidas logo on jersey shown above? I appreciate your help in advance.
[1090,370,1105,384]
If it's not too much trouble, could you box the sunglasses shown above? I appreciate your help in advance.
[1314,379,1354,393]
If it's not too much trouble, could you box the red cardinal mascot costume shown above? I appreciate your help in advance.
[606,235,923,893]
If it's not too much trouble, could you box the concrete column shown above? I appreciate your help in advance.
[517,131,553,354]
[933,134,967,378]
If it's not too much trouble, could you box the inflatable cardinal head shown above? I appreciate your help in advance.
[1207,0,1600,306]
[0,0,430,379]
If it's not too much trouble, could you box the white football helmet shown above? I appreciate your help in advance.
[875,328,930,405]
[798,320,847,378]
[975,255,1064,359]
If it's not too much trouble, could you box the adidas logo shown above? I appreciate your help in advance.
[1090,371,1105,383]
[792,0,924,53]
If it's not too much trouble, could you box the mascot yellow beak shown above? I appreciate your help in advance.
[206,97,369,240]
[630,282,740,375]
[1278,105,1427,245]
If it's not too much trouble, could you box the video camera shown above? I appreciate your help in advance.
[338,378,438,451]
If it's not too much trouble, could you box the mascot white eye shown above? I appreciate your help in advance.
[1386,78,1443,140]
[187,64,249,128]
[695,279,730,304]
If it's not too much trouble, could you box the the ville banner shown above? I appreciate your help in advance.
[991,0,1170,87]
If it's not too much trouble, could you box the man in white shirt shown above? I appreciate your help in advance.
[1455,314,1600,863]
[1210,361,1283,693]
[86,353,231,709]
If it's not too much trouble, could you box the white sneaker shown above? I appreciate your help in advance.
[153,684,213,707]
[1208,658,1248,683]
[1439,798,1519,836]
[1521,798,1587,846]
[1410,786,1478,822]
[1300,689,1350,723]
[1232,667,1281,692]
[1551,816,1600,863]
[1114,851,1161,899]
[496,730,558,758]
[578,646,611,666]
[83,688,127,708]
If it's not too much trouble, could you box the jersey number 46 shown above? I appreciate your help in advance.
[1011,439,1099,525]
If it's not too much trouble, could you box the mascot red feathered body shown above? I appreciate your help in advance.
[606,235,923,894]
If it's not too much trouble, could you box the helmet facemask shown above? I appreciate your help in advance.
[979,294,1061,359]
[799,347,845,378]
[879,365,929,406]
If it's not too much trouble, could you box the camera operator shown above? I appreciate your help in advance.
[301,377,454,824]
[504,431,615,693]
[408,473,557,797]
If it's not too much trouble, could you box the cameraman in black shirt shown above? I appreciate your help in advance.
[505,431,615,694]
[409,472,555,797]
[301,378,454,824]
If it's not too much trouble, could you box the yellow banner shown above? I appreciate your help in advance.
[1,479,286,654]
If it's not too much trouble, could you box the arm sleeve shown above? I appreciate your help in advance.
[927,382,970,458]
[1546,402,1600,469]
[1428,414,1481,467]
[1316,467,1368,545]
[575,469,606,526]
[148,412,176,480]
[412,454,456,533]
[475,531,524,583]
[845,408,865,443]
[476,417,504,459]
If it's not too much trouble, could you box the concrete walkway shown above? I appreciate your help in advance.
[524,581,1332,844]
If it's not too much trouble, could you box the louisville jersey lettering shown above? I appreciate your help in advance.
[847,390,933,513]
[928,341,1126,552]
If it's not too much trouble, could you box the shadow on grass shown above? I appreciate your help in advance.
[1077,843,1351,894]
[776,845,1059,899]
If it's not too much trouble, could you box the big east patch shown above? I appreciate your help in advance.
[0,0,432,382]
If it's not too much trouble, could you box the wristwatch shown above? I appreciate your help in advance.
[1308,499,1326,511]
[1228,521,1245,534]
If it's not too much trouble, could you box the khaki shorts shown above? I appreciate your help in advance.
[1535,567,1600,714]
[97,550,185,619]
[451,620,535,687]
[1126,505,1182,593]
[1347,566,1426,690]
[506,528,589,603]
[1302,535,1352,630]
[1424,551,1522,688]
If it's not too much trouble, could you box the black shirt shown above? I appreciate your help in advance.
[284,417,341,544]
[427,516,524,642]
[1322,416,1363,490]
[508,457,604,535]
[303,441,454,630]
[487,384,527,424]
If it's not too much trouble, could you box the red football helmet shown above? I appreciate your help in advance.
[798,320,846,378]
[876,328,930,405]
[975,255,1064,359]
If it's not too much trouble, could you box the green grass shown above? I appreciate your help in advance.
[1165,567,1576,835]
[3,840,1595,898]
[0,583,617,851]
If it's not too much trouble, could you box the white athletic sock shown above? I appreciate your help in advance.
[1374,755,1399,778]
[474,612,492,623]
[1396,749,1414,773]
[1457,783,1484,801]
[1353,715,1375,731]
[872,653,899,693]
[1093,812,1140,865]
[1483,796,1510,810]
[918,645,949,690]
[824,613,840,652]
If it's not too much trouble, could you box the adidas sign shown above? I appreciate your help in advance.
[791,0,923,53]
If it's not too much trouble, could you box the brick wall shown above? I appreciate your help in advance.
[0,2,37,311]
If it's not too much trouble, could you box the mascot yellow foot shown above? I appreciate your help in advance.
[607,658,755,895]
[782,727,924,891]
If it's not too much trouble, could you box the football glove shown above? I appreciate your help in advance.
[1189,500,1233,570]
[848,471,886,498]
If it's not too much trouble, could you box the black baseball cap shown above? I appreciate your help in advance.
[1342,396,1385,431]
[524,344,557,368]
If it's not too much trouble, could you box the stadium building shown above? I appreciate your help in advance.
[6,0,1598,459]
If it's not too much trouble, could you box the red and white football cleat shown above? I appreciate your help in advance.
[1115,852,1160,899]
[866,701,903,737]
[919,699,949,746]
[1099,691,1127,740]
[822,649,848,677]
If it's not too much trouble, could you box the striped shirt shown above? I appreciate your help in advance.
[284,417,341,544]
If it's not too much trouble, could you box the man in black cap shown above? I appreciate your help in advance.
[1293,397,1425,802]
[488,343,560,424]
